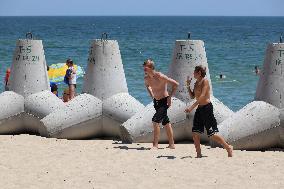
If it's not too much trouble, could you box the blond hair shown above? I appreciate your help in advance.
[143,58,155,70]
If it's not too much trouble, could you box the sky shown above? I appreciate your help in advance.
[0,0,283,16]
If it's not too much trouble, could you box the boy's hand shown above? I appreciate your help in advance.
[186,76,192,87]
[184,106,194,113]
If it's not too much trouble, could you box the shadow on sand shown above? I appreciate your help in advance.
[113,145,151,151]
[156,155,176,160]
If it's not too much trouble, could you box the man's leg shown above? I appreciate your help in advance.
[165,123,175,149]
[69,84,75,100]
[204,103,232,157]
[210,134,233,157]
[192,132,202,158]
[152,122,160,149]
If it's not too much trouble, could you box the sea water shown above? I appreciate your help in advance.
[0,16,283,111]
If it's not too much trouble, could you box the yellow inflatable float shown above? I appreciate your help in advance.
[48,63,84,83]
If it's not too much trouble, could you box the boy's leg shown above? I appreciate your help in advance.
[192,132,202,158]
[152,122,160,149]
[164,123,175,149]
[69,84,75,99]
[210,134,233,157]
[204,103,232,157]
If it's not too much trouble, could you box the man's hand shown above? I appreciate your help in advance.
[167,96,172,108]
[184,106,194,113]
[186,76,192,87]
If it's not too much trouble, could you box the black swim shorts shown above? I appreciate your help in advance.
[152,96,170,126]
[192,102,219,137]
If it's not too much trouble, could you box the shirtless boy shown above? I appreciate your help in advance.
[185,65,233,157]
[143,59,179,149]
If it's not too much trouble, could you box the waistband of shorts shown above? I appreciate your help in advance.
[153,96,169,102]
[197,102,212,109]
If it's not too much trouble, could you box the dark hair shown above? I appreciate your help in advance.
[50,83,58,92]
[66,58,73,64]
[47,65,50,71]
[143,58,155,70]
[194,65,206,77]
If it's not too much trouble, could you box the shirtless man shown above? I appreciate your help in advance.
[143,59,179,149]
[185,65,233,157]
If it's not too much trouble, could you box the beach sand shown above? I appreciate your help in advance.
[0,134,283,189]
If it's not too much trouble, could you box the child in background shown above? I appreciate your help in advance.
[4,68,10,91]
[66,59,77,100]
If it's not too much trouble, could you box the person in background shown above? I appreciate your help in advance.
[50,82,58,96]
[219,74,226,79]
[64,59,71,86]
[47,65,59,96]
[4,68,10,91]
[62,88,70,103]
[66,59,77,100]
[255,66,260,75]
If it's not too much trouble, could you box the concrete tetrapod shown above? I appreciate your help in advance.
[7,38,50,97]
[255,43,284,108]
[168,39,213,102]
[38,92,145,140]
[120,97,188,143]
[37,38,145,140]
[0,91,24,134]
[279,109,284,148]
[24,90,65,134]
[39,94,103,139]
[216,101,280,150]
[102,93,145,138]
[82,39,128,100]
[81,37,144,139]
[254,42,284,148]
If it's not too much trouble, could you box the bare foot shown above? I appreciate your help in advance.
[151,146,159,150]
[196,153,202,158]
[227,146,233,157]
[166,145,175,149]
[196,154,202,158]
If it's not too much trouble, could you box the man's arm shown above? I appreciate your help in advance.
[159,73,179,107]
[187,77,195,99]
[188,87,195,99]
[159,73,179,97]
[185,79,209,112]
[145,79,154,99]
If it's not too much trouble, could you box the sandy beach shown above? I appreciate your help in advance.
[0,134,282,189]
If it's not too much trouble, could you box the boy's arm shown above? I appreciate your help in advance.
[188,88,195,99]
[185,79,209,112]
[145,79,154,99]
[186,76,195,99]
[159,73,179,97]
[159,73,179,107]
